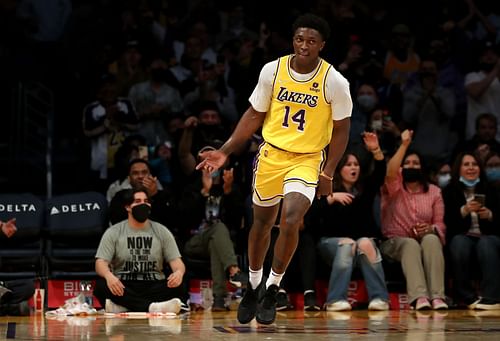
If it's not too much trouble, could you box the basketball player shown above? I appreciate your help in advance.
[197,13,352,324]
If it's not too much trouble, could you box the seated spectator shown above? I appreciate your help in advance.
[349,83,380,149]
[402,58,457,166]
[464,41,500,141]
[0,219,35,316]
[94,188,187,313]
[380,130,448,310]
[484,151,500,192]
[177,101,230,177]
[366,106,400,158]
[128,58,184,146]
[442,152,500,310]
[455,113,500,159]
[108,159,177,233]
[83,74,139,191]
[108,40,148,96]
[430,162,452,189]
[179,164,246,311]
[110,136,143,191]
[314,132,389,311]
[149,140,175,189]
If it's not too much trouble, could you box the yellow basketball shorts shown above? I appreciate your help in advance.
[252,142,326,207]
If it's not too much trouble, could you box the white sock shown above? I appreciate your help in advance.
[249,267,263,290]
[266,269,284,289]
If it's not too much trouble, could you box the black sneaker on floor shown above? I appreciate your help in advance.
[229,271,248,289]
[276,290,292,311]
[212,296,228,312]
[256,284,279,325]
[237,283,262,324]
[304,291,321,311]
[0,300,30,316]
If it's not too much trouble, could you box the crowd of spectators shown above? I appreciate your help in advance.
[2,0,500,312]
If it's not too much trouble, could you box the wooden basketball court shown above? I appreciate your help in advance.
[2,309,500,340]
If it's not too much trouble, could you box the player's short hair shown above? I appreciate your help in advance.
[292,14,330,41]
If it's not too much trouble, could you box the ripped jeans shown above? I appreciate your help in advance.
[318,237,389,304]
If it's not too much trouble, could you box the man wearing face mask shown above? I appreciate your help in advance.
[94,188,188,314]
[128,58,184,146]
[484,152,500,191]
[349,83,379,147]
[465,41,500,141]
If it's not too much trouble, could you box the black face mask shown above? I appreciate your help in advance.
[131,203,151,222]
[402,168,423,183]
[479,62,496,72]
[150,68,167,82]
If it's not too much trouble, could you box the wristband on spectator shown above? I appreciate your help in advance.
[319,171,333,181]
[370,147,382,154]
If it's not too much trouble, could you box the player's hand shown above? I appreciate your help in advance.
[317,175,333,198]
[196,150,228,174]
[105,274,125,296]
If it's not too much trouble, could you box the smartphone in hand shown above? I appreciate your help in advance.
[474,194,486,206]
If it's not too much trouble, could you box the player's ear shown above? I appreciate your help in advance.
[320,41,325,51]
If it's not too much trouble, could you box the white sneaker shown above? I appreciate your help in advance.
[475,300,500,310]
[105,299,128,313]
[325,300,352,311]
[368,298,389,311]
[149,298,182,314]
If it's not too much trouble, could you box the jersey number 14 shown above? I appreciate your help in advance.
[281,106,306,131]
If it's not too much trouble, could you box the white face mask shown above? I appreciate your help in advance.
[437,173,451,188]
[371,119,383,131]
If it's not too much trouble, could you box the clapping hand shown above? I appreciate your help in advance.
[1,218,17,238]
[363,131,380,152]
[401,129,413,147]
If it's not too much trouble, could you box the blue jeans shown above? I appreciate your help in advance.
[449,234,500,303]
[318,237,389,304]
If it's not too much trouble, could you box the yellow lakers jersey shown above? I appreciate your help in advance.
[263,55,333,153]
